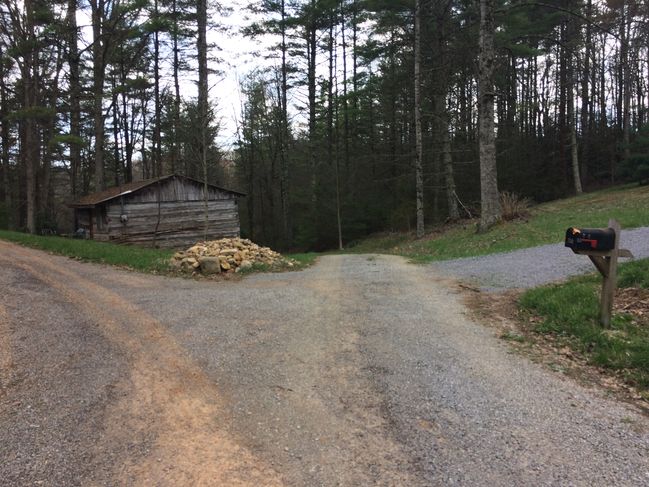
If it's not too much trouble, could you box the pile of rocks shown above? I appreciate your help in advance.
[172,237,292,274]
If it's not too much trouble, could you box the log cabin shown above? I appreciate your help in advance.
[69,174,245,248]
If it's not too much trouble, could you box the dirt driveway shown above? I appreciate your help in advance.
[1,241,648,486]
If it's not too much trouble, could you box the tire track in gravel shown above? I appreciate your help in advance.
[200,254,425,486]
[342,254,649,486]
[269,255,422,486]
[0,241,283,486]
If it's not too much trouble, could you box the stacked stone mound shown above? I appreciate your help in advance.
[172,237,291,274]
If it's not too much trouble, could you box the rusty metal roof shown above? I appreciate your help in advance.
[68,174,245,208]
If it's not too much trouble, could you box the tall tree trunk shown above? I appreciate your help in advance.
[334,152,343,250]
[41,52,64,219]
[24,0,38,233]
[478,0,501,231]
[414,0,425,237]
[279,0,290,246]
[580,0,592,185]
[507,54,516,136]
[442,114,460,221]
[566,11,582,195]
[599,40,607,132]
[91,0,106,191]
[121,67,133,182]
[389,36,398,216]
[141,96,149,179]
[153,0,162,177]
[558,22,568,193]
[568,85,583,194]
[112,77,121,186]
[171,0,181,174]
[67,0,81,199]
[431,6,458,222]
[533,56,540,136]
[307,2,317,211]
[0,45,11,229]
[246,113,256,241]
[621,3,631,160]
[327,20,334,183]
[616,7,625,132]
[197,0,209,237]
[351,0,358,115]
[327,18,343,249]
[340,0,350,169]
[459,78,468,141]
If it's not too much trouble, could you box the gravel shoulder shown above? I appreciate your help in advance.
[430,226,649,291]
[1,241,648,485]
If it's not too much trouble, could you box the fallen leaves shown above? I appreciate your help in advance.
[614,288,649,324]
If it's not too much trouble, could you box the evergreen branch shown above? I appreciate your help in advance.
[500,1,620,42]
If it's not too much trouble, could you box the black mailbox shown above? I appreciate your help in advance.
[565,227,616,252]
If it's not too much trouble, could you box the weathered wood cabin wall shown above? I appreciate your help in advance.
[86,177,241,248]
[112,176,235,203]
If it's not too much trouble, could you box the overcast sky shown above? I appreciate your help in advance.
[209,0,271,150]
[208,0,290,150]
[210,1,359,151]
[76,1,273,151]
[77,1,346,153]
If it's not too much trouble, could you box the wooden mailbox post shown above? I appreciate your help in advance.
[566,219,634,327]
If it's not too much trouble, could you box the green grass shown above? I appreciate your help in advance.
[520,258,649,390]
[235,252,318,275]
[0,230,173,273]
[500,330,527,343]
[286,252,319,267]
[349,184,649,262]
[618,257,649,288]
[0,230,319,275]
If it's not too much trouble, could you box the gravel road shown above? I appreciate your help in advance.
[1,241,648,485]
[431,226,649,291]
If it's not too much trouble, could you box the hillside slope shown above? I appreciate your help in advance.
[348,185,649,262]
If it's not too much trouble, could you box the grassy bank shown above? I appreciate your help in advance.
[0,230,317,275]
[235,252,319,274]
[348,184,649,262]
[519,258,649,391]
[287,252,319,267]
[0,230,174,272]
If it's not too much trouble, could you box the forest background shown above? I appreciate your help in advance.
[0,0,647,251]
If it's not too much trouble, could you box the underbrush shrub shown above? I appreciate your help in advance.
[620,155,649,186]
[500,191,532,221]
